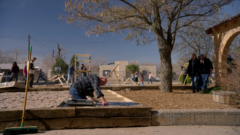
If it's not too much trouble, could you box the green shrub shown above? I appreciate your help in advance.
[126,64,140,74]
[52,58,69,75]
[201,86,224,94]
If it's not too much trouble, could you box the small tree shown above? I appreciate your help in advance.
[126,64,140,75]
[52,58,69,75]
[70,55,80,69]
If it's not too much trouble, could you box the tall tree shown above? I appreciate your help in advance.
[60,0,234,92]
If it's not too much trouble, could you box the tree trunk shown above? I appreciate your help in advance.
[157,37,173,92]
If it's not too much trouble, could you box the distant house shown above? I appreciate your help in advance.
[0,64,25,82]
[99,61,157,82]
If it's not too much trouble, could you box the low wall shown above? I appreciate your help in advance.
[152,109,240,126]
[0,106,151,132]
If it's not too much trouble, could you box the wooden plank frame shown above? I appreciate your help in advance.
[74,54,91,82]
[105,64,125,84]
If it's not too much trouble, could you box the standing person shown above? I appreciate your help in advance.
[187,53,200,93]
[67,75,108,106]
[23,64,27,85]
[81,64,87,77]
[9,62,19,82]
[181,64,188,84]
[134,72,138,84]
[199,54,213,91]
[27,57,37,88]
[67,64,75,86]
[148,72,153,84]
[36,69,46,83]
[140,73,144,84]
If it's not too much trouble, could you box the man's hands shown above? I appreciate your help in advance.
[100,97,109,106]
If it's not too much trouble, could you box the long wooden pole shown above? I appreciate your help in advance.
[21,46,32,127]
[74,55,77,82]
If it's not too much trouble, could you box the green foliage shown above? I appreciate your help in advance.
[70,55,79,68]
[201,87,224,94]
[52,58,69,75]
[126,64,140,74]
[179,74,192,83]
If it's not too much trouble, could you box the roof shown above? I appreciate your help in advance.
[0,64,25,70]
[206,14,240,34]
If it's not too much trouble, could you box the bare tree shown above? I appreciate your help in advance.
[55,43,67,61]
[60,0,235,92]
[91,57,107,71]
[0,49,26,64]
[11,49,26,63]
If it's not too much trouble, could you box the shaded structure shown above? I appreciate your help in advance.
[206,14,240,86]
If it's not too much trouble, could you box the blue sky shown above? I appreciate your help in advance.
[0,0,240,66]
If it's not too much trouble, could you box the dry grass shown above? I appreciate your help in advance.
[116,89,237,110]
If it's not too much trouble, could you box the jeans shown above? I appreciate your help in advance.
[201,74,210,90]
[29,74,34,88]
[24,75,27,85]
[69,86,87,99]
[148,78,152,84]
[67,74,74,86]
[9,73,18,82]
[36,76,46,83]
[191,75,198,93]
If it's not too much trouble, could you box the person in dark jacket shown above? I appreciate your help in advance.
[187,53,200,93]
[9,62,19,82]
[68,75,109,106]
[199,54,213,91]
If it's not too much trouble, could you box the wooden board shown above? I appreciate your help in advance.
[0,81,25,89]
[75,70,91,73]
[74,54,91,57]
[76,60,91,62]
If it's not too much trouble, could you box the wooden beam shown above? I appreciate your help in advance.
[75,70,91,73]
[75,54,91,57]
[76,60,91,62]
[74,55,77,82]
[115,71,126,79]
[106,64,119,78]
[113,71,120,84]
[89,56,91,75]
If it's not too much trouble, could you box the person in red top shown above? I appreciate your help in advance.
[23,64,27,84]
[9,62,19,82]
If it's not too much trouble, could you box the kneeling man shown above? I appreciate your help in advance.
[69,75,108,106]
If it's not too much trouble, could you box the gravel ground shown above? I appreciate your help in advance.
[0,91,68,110]
[116,90,238,110]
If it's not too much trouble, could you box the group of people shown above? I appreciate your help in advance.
[183,53,213,93]
[8,57,47,88]
[67,63,87,86]
[132,72,154,84]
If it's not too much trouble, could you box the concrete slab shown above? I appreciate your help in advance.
[32,126,240,135]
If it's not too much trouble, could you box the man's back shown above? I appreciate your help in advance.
[73,75,104,98]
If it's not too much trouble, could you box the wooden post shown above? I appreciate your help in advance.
[74,55,77,82]
[89,56,91,75]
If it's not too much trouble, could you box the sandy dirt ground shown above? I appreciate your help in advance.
[116,90,237,110]
[0,91,69,110]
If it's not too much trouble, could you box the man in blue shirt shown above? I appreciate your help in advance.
[67,64,75,86]
[36,69,46,83]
